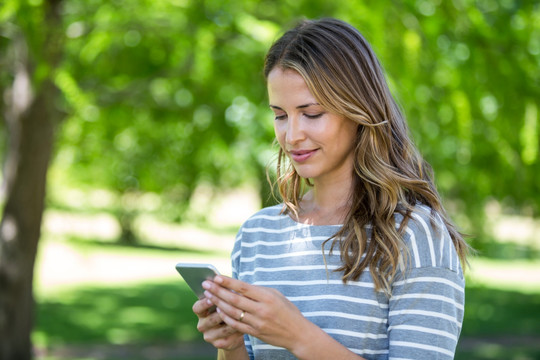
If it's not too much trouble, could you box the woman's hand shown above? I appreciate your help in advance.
[192,293,245,351]
[202,275,312,353]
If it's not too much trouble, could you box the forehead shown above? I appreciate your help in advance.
[267,68,317,104]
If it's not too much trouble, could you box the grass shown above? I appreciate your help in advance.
[462,285,540,337]
[456,284,540,360]
[36,281,201,345]
[35,281,540,359]
[34,280,217,359]
[456,348,540,360]
[33,211,540,360]
[34,233,223,359]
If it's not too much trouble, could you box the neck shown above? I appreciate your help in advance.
[298,174,353,225]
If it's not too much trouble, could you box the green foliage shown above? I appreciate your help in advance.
[2,1,539,238]
[53,0,286,221]
[333,1,540,237]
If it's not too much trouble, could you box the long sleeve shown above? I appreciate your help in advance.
[387,206,465,359]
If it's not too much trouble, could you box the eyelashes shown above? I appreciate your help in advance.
[274,113,325,121]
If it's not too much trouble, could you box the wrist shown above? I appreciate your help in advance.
[218,344,249,360]
[288,319,321,359]
[289,322,363,360]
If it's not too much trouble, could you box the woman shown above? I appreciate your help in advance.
[193,18,469,360]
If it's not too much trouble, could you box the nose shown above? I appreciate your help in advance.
[285,115,305,145]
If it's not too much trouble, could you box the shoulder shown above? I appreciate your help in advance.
[399,204,441,240]
[245,203,286,220]
[233,204,291,240]
[231,204,290,271]
[239,204,287,228]
[397,204,462,274]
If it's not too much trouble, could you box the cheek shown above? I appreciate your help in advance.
[274,123,286,146]
[335,124,358,154]
[344,122,359,147]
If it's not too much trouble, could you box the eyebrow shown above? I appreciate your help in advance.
[269,103,320,110]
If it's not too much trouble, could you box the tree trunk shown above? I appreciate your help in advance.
[0,1,62,358]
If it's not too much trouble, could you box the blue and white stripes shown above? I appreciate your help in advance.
[232,204,465,360]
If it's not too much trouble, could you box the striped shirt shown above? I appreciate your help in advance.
[231,204,465,360]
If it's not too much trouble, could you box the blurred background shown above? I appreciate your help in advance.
[1,0,539,359]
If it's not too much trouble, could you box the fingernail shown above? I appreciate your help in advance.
[215,276,223,284]
[204,291,212,299]
[202,281,211,289]
[216,307,221,313]
[206,298,212,305]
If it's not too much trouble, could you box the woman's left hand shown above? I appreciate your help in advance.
[202,275,311,352]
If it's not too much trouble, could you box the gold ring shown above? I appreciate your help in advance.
[238,311,245,322]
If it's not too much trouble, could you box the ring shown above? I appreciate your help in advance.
[238,310,245,322]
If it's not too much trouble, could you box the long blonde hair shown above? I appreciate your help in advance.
[264,18,469,294]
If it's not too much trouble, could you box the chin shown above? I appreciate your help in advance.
[292,160,326,178]
[293,168,318,180]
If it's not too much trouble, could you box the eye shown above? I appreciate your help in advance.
[274,114,287,121]
[304,113,324,119]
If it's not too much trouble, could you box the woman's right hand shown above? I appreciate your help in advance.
[192,294,245,351]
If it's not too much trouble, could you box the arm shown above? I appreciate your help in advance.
[283,320,365,360]
[387,207,466,358]
[387,267,465,359]
[203,276,366,360]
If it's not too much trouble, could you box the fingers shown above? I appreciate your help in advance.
[192,297,216,317]
[204,293,254,325]
[213,276,257,298]
[194,297,223,335]
[197,309,224,331]
[215,307,254,336]
[202,286,257,334]
[202,276,261,312]
[207,329,245,351]
[206,290,248,322]
[195,300,243,349]
[192,286,247,352]
[200,315,235,337]
[201,319,243,349]
[195,304,246,351]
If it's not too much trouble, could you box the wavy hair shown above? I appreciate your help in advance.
[264,18,469,294]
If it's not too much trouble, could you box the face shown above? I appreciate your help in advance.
[267,67,358,184]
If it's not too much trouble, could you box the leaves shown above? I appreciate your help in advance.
[2,0,539,231]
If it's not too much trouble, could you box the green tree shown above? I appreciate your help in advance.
[0,0,63,358]
[335,0,540,248]
[50,1,539,248]
[52,0,341,239]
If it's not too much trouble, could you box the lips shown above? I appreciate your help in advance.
[289,149,317,162]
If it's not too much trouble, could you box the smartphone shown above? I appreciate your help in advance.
[175,262,220,299]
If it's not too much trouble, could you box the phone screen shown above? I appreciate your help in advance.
[175,263,220,299]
